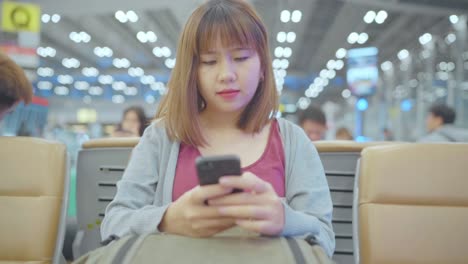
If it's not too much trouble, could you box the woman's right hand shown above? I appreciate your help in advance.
[158,185,236,237]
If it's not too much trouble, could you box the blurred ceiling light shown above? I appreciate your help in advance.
[449,15,459,24]
[161,47,171,57]
[280,59,289,69]
[326,69,336,79]
[89,86,103,96]
[418,33,432,45]
[165,58,176,69]
[291,10,302,23]
[273,59,282,69]
[274,47,284,57]
[57,75,74,85]
[381,61,393,71]
[357,33,369,44]
[375,10,388,24]
[126,10,139,23]
[335,60,344,70]
[342,89,351,99]
[336,48,347,59]
[69,31,91,43]
[153,47,163,57]
[277,32,286,43]
[37,67,54,77]
[62,58,80,68]
[51,14,61,23]
[320,69,328,79]
[98,75,113,84]
[140,75,155,85]
[41,14,51,23]
[124,86,138,96]
[445,33,457,44]
[74,81,90,91]
[112,81,126,91]
[115,10,139,23]
[128,67,144,77]
[297,97,311,110]
[347,32,359,44]
[397,49,409,60]
[37,81,53,90]
[145,95,156,104]
[286,32,296,43]
[280,10,290,23]
[82,67,99,77]
[112,95,125,104]
[363,10,376,24]
[283,47,292,58]
[54,86,69,96]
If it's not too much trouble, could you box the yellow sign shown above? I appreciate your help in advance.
[2,1,40,33]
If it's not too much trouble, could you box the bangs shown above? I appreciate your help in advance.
[196,3,263,54]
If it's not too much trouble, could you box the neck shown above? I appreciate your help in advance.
[199,109,241,131]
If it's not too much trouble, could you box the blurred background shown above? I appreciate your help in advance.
[1,0,468,215]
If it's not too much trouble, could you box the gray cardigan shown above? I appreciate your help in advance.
[101,118,335,256]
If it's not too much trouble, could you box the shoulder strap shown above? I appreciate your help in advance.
[285,237,306,264]
[111,236,139,264]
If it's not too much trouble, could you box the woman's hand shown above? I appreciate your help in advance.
[207,172,285,236]
[159,185,236,237]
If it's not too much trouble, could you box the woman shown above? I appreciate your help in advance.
[102,0,335,256]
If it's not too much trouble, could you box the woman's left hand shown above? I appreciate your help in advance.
[207,172,285,236]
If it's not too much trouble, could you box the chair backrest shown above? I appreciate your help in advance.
[73,137,139,259]
[0,137,68,264]
[354,143,468,264]
[313,140,401,264]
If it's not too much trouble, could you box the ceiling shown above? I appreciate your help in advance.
[30,0,468,105]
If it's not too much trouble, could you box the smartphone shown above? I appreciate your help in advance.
[196,154,242,192]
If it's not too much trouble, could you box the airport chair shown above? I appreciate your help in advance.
[0,137,69,264]
[353,143,468,264]
[313,140,400,264]
[72,137,139,259]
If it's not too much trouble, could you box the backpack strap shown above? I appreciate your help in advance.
[285,237,306,264]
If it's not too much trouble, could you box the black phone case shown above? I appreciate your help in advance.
[196,155,241,186]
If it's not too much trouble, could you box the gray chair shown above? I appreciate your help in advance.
[72,137,139,259]
[314,141,400,264]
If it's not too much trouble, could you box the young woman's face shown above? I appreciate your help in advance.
[197,39,262,115]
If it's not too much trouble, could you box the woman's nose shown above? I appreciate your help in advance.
[218,59,236,83]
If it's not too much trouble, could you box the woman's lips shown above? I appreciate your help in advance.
[217,89,240,99]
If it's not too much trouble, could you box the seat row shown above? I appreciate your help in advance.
[1,137,467,263]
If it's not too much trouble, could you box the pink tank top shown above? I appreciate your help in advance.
[172,120,285,201]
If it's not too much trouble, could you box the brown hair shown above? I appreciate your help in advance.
[155,0,278,146]
[0,52,33,108]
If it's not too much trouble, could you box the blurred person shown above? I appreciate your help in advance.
[298,105,327,141]
[0,52,33,120]
[419,104,468,142]
[112,106,147,137]
[382,127,394,141]
[335,127,353,140]
[101,0,335,257]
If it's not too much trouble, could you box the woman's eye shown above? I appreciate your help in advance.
[202,60,216,65]
[235,56,249,62]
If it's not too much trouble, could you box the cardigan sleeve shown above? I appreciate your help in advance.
[280,123,335,257]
